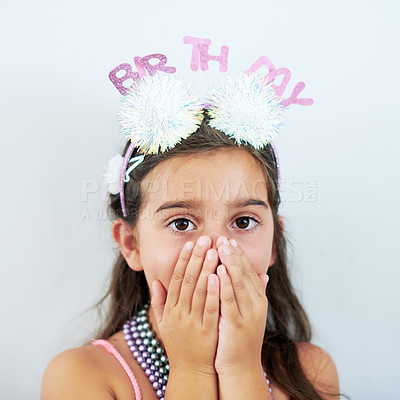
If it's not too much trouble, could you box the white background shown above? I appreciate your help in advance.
[1,1,399,399]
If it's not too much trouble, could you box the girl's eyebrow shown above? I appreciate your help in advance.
[155,198,268,214]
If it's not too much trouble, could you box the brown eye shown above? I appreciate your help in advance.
[169,218,195,232]
[235,217,250,229]
[175,219,189,230]
[233,216,258,230]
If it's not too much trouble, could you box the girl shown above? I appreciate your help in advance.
[42,74,340,400]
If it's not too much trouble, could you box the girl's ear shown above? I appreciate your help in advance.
[112,218,143,272]
[269,216,284,267]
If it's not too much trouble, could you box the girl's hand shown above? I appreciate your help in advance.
[151,236,220,376]
[214,237,269,376]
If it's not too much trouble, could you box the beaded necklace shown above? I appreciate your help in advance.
[123,302,274,400]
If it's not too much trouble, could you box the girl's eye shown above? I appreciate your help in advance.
[168,218,195,232]
[232,216,258,230]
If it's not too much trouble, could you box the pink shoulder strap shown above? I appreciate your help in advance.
[92,339,142,400]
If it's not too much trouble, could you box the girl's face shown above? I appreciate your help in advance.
[132,148,276,295]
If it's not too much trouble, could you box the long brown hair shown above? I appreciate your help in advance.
[95,117,333,399]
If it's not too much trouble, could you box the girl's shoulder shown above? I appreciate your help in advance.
[41,344,117,399]
[296,342,340,396]
[41,333,140,400]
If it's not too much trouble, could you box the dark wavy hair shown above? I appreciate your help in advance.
[95,116,336,399]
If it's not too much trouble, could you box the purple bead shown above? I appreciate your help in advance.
[156,389,163,397]
[133,331,140,339]
[158,377,164,384]
[142,351,149,358]
[133,350,140,358]
[149,374,156,383]
[154,371,160,377]
[139,344,146,352]
[135,338,143,345]
[147,358,153,364]
[150,364,156,371]
[137,356,143,363]
[145,368,151,376]
[141,362,148,369]
[162,385,166,391]
[130,345,137,352]
[153,381,160,389]
[127,339,134,346]
[124,334,131,340]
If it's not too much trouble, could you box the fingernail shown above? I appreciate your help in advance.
[223,245,232,255]
[220,265,227,274]
[185,241,195,251]
[230,239,238,247]
[198,236,210,247]
[206,249,216,260]
[221,236,229,246]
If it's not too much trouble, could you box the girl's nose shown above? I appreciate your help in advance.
[201,220,231,249]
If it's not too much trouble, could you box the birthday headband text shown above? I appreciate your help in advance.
[109,36,313,108]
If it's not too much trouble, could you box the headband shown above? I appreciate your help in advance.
[104,72,284,217]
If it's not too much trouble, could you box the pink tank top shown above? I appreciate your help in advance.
[92,339,142,400]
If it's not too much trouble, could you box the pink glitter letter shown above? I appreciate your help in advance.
[183,36,229,72]
[133,57,147,79]
[140,54,176,76]
[246,56,275,75]
[266,67,292,98]
[109,63,140,95]
[281,82,314,107]
[247,57,291,99]
[247,56,313,106]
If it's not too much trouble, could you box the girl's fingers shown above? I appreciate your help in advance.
[191,248,219,319]
[217,264,240,320]
[202,274,220,329]
[217,242,252,313]
[230,239,266,298]
[151,279,167,326]
[166,241,195,307]
[178,236,211,310]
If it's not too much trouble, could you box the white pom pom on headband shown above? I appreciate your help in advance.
[120,73,204,154]
[208,73,284,149]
